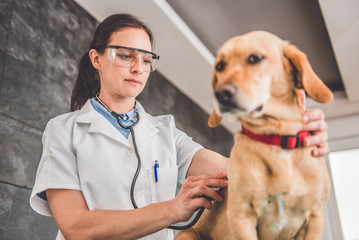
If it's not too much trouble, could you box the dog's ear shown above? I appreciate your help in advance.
[208,70,222,127]
[208,109,222,127]
[283,43,333,103]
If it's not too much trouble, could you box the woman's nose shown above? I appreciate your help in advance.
[130,58,143,74]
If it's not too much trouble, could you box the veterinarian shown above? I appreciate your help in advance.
[30,14,330,240]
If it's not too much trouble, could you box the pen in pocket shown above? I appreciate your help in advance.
[154,160,159,182]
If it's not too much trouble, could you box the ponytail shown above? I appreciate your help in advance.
[70,51,100,111]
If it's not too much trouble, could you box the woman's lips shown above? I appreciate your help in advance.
[125,79,142,85]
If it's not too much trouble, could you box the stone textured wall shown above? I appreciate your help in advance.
[0,0,233,239]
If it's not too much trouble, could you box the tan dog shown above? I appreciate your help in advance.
[175,31,333,240]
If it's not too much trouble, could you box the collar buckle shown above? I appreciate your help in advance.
[281,135,300,149]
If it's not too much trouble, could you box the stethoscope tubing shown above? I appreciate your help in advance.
[96,95,204,230]
[111,112,141,209]
[112,111,205,230]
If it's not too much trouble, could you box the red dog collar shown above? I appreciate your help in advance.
[241,127,309,149]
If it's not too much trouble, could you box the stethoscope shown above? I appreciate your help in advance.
[95,95,204,230]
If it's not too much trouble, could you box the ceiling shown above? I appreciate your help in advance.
[74,0,359,149]
[168,0,343,92]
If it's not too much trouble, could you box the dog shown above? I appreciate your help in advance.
[175,31,333,240]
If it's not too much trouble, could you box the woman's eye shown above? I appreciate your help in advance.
[117,54,133,61]
[143,59,152,65]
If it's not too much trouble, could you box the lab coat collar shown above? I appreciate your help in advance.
[75,100,161,147]
[132,102,161,143]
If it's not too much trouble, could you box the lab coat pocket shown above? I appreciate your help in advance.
[147,166,178,203]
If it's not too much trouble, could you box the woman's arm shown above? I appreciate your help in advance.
[47,189,175,240]
[186,148,228,177]
[47,173,227,240]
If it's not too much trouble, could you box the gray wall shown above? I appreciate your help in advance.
[0,0,233,239]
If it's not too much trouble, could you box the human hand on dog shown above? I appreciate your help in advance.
[168,172,227,223]
[298,90,330,157]
[302,108,329,157]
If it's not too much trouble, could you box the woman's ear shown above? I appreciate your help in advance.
[89,49,102,70]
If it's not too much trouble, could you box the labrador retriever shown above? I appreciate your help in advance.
[175,30,333,240]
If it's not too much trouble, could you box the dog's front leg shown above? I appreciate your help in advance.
[175,228,201,240]
[295,209,325,240]
[227,206,258,240]
[303,211,325,240]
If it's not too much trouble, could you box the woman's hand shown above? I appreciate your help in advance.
[168,172,228,223]
[297,89,330,158]
[301,108,329,157]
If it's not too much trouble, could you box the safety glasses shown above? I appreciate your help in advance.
[97,45,160,72]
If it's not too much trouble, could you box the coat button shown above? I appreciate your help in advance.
[127,149,135,157]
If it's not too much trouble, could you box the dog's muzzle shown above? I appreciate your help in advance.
[215,83,239,112]
[215,83,263,114]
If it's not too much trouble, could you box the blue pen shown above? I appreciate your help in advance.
[154,160,159,182]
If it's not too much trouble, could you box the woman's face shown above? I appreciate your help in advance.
[95,28,153,101]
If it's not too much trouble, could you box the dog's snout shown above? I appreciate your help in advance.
[215,83,237,105]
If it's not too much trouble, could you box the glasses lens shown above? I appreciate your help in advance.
[107,48,158,72]
[150,58,159,72]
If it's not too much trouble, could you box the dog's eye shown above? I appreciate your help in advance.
[215,61,226,72]
[247,54,264,64]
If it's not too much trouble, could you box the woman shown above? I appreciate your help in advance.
[30,14,330,240]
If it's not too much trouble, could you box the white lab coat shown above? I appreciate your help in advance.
[30,100,203,240]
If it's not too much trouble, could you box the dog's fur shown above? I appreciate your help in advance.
[175,31,333,240]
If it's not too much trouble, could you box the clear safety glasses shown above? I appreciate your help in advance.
[99,45,160,72]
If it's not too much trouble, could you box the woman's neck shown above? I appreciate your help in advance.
[98,93,135,114]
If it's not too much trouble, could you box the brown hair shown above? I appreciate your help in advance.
[70,14,154,111]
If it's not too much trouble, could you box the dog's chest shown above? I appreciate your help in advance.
[256,191,310,239]
[230,134,323,239]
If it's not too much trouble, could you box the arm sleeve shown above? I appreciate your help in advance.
[29,119,81,216]
[169,115,203,184]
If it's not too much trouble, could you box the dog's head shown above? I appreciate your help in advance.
[209,31,333,127]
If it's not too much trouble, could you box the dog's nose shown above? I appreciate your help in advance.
[215,83,237,106]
